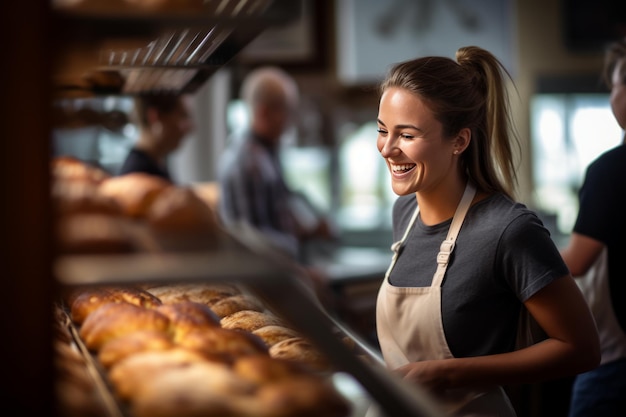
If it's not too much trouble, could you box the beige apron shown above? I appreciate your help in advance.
[376,183,516,416]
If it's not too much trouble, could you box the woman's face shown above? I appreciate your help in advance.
[610,59,626,130]
[377,87,458,196]
[158,96,195,152]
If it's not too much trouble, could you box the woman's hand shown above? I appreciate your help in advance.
[394,360,451,395]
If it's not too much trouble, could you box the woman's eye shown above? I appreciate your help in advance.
[400,133,414,139]
[376,128,387,135]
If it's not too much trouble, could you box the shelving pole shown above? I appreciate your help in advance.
[0,2,56,416]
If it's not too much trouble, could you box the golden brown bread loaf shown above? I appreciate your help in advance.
[220,310,286,332]
[155,301,221,341]
[129,361,254,417]
[52,179,122,217]
[253,375,351,417]
[56,214,134,255]
[232,354,310,385]
[107,347,210,401]
[70,286,162,324]
[148,283,240,305]
[252,325,301,348]
[97,330,174,369]
[79,302,170,351]
[52,155,110,184]
[176,327,268,362]
[209,294,265,318]
[146,186,220,234]
[98,173,171,218]
[268,337,331,372]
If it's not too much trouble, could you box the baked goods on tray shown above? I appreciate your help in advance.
[59,283,350,417]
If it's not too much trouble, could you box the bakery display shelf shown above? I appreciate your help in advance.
[54,224,446,417]
[51,0,297,95]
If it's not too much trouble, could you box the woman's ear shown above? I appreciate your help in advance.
[453,128,471,154]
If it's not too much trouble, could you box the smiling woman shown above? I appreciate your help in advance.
[372,46,600,417]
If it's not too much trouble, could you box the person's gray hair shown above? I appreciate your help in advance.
[240,66,299,111]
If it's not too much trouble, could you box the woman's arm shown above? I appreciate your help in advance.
[560,232,605,277]
[394,275,600,392]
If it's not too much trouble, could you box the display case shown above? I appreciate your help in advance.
[5,1,447,416]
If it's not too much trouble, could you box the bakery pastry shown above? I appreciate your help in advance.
[97,330,174,369]
[52,155,110,184]
[56,213,134,255]
[146,186,220,234]
[108,347,210,400]
[209,294,265,319]
[98,173,171,218]
[129,361,254,417]
[252,375,351,417]
[176,327,268,361]
[155,301,221,341]
[70,286,162,324]
[52,178,122,217]
[232,354,310,385]
[252,325,301,348]
[148,283,240,305]
[268,337,330,372]
[220,310,286,333]
[79,302,170,351]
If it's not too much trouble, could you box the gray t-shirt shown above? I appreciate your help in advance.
[388,193,568,358]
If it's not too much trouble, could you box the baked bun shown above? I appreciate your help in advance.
[146,186,220,234]
[252,325,301,348]
[148,283,240,305]
[268,337,330,372]
[253,375,351,417]
[232,354,310,385]
[52,179,122,217]
[107,347,210,401]
[97,330,174,369]
[209,294,264,318]
[56,214,134,255]
[52,155,110,184]
[130,362,254,417]
[220,310,285,333]
[99,173,171,218]
[155,301,221,340]
[176,327,268,361]
[70,286,162,324]
[79,303,170,351]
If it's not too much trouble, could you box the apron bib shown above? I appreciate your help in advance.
[376,183,516,417]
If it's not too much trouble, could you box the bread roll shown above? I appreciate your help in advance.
[108,348,210,400]
[176,327,268,361]
[130,362,253,417]
[146,186,220,234]
[220,310,285,333]
[56,214,134,255]
[52,155,110,184]
[252,325,301,348]
[148,283,240,305]
[155,301,221,341]
[52,179,122,217]
[268,337,330,372]
[70,286,161,324]
[99,173,171,218]
[253,375,351,417]
[79,303,170,351]
[97,330,173,369]
[209,294,264,318]
[232,354,310,385]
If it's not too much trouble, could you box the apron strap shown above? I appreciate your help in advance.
[432,183,476,287]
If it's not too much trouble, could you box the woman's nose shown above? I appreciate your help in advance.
[379,137,398,158]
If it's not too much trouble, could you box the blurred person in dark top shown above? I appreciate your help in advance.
[120,93,195,182]
[560,37,626,417]
[217,66,334,302]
